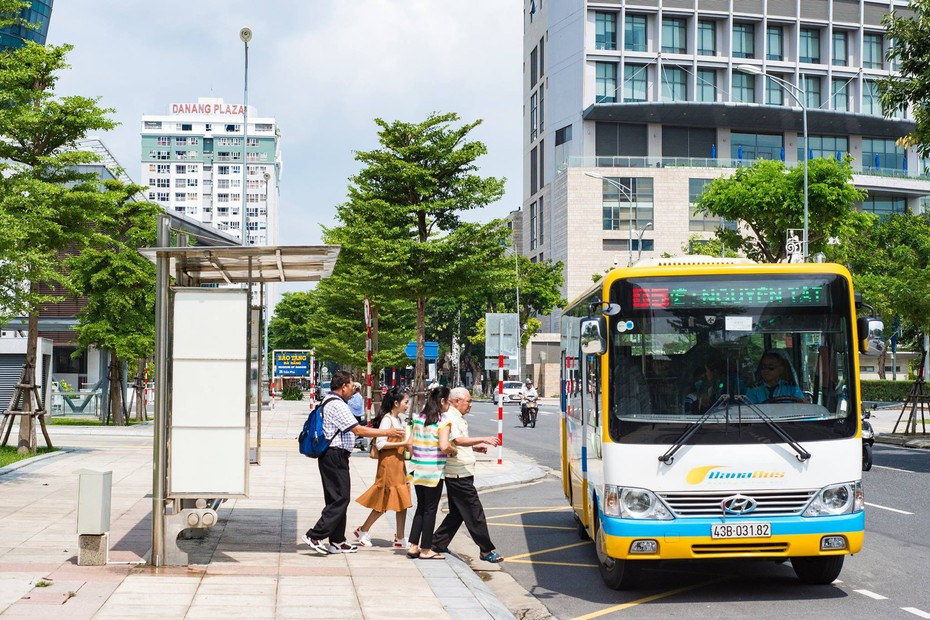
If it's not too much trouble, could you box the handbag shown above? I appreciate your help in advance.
[369,440,379,459]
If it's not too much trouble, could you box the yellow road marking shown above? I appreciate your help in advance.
[486,506,571,510]
[503,541,591,561]
[487,506,572,520]
[505,558,598,568]
[569,578,730,620]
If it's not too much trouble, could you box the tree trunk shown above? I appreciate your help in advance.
[109,353,124,426]
[15,303,40,454]
[412,296,426,414]
[134,358,146,422]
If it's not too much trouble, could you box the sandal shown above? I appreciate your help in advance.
[418,552,445,560]
[406,546,420,559]
[480,550,504,563]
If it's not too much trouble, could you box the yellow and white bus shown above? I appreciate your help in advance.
[560,257,877,589]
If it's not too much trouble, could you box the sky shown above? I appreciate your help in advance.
[47,1,524,296]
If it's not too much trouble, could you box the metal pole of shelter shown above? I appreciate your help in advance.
[151,215,171,566]
[240,27,251,247]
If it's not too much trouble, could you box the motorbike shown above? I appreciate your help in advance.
[862,409,874,471]
[521,395,539,428]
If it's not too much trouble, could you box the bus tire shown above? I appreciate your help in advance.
[791,555,844,585]
[595,515,639,590]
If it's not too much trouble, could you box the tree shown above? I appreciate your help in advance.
[66,181,160,425]
[694,158,869,262]
[880,4,930,155]
[0,43,116,451]
[324,112,508,408]
[0,1,30,30]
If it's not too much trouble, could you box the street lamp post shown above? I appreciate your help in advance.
[737,65,808,261]
[636,222,653,263]
[239,27,252,247]
[585,172,638,265]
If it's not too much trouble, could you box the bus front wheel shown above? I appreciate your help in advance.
[595,517,639,590]
[791,555,844,585]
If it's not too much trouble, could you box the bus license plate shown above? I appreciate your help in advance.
[711,523,771,539]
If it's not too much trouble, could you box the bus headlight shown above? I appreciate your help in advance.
[803,481,863,516]
[603,486,673,520]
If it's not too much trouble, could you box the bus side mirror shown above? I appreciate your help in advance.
[580,316,607,355]
[857,317,885,356]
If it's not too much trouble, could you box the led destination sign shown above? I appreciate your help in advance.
[629,281,829,310]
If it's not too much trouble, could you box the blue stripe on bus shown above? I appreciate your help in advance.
[600,512,864,538]
[581,446,587,473]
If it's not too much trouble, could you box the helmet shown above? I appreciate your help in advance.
[525,378,533,385]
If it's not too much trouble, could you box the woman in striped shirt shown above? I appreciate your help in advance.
[406,385,456,559]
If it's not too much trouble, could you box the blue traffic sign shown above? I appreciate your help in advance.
[405,341,439,360]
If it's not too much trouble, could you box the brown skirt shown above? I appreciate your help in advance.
[355,447,412,513]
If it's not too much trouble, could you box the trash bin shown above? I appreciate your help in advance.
[75,468,112,535]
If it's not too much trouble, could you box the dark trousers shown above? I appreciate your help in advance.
[409,482,444,550]
[306,448,351,544]
[431,476,495,554]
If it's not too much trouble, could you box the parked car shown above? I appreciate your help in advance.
[496,381,524,405]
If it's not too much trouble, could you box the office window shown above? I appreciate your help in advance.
[732,72,755,103]
[157,192,169,202]
[861,196,906,217]
[175,192,186,201]
[530,201,538,250]
[187,178,198,187]
[662,17,686,54]
[177,123,193,131]
[596,62,617,103]
[540,36,545,76]
[766,76,784,105]
[863,33,883,69]
[540,88,545,132]
[175,164,186,174]
[697,69,717,102]
[555,124,572,146]
[698,20,715,56]
[157,164,169,174]
[863,137,904,171]
[625,14,647,52]
[218,165,230,175]
[255,123,272,131]
[767,25,783,60]
[176,137,189,146]
[731,133,784,160]
[800,28,821,63]
[246,137,259,146]
[530,92,539,141]
[624,64,647,102]
[530,46,538,88]
[531,145,538,194]
[689,178,716,231]
[225,124,241,132]
[833,31,848,66]
[863,80,881,116]
[799,135,848,162]
[144,121,162,129]
[156,178,169,188]
[832,79,849,112]
[539,195,545,245]
[733,23,754,59]
[804,76,821,109]
[662,66,687,101]
[596,12,617,50]
[600,177,654,231]
[156,136,170,146]
[175,178,186,188]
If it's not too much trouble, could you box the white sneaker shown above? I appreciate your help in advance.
[301,534,329,555]
[356,530,373,547]
[393,536,409,550]
[328,542,358,554]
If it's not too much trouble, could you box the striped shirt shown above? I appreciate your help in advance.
[408,412,451,487]
[320,395,358,452]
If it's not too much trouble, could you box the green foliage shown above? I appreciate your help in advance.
[837,212,930,334]
[0,445,56,467]
[281,386,304,401]
[0,0,30,31]
[880,3,930,155]
[678,234,742,258]
[695,158,869,262]
[860,380,915,403]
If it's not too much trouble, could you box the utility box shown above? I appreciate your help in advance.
[75,468,112,535]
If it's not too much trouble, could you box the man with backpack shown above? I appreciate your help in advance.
[303,370,405,555]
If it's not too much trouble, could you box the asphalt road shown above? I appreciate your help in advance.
[467,401,930,619]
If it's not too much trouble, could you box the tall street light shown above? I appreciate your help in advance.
[239,27,252,247]
[636,222,653,263]
[737,65,808,261]
[585,172,638,266]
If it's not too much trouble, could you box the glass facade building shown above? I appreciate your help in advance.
[0,0,53,50]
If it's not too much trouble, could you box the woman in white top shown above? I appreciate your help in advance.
[353,388,413,548]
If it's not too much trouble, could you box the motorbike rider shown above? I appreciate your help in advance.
[519,378,538,421]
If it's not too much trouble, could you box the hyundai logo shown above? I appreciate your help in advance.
[721,494,757,515]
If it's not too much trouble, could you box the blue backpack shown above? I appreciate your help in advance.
[298,395,341,458]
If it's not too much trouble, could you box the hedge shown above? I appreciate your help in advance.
[860,380,915,403]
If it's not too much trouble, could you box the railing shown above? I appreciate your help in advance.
[50,390,102,417]
[563,155,930,181]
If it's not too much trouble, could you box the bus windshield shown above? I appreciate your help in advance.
[607,273,856,445]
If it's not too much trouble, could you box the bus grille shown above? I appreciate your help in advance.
[692,542,789,555]
[658,489,817,518]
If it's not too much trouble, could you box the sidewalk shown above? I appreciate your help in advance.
[868,403,930,450]
[0,399,548,619]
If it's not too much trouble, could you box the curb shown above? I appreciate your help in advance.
[874,433,930,450]
[0,447,72,477]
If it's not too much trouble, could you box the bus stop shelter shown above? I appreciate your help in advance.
[141,215,339,565]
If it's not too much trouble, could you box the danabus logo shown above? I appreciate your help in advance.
[721,494,757,515]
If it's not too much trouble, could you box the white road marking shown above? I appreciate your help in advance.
[873,464,917,473]
[854,589,888,600]
[903,608,930,619]
[865,502,914,515]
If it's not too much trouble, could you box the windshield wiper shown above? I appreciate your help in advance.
[732,396,811,462]
[659,395,729,465]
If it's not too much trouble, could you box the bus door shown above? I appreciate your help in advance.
[582,346,602,529]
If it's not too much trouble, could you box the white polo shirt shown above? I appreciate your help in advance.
[444,406,476,477]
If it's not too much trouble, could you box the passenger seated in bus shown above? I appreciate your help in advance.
[745,350,806,403]
[613,353,652,418]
